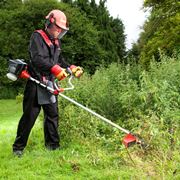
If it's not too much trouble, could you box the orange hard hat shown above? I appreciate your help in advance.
[45,9,69,31]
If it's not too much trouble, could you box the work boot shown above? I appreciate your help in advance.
[13,150,23,157]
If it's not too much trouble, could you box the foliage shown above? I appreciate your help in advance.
[132,0,180,67]
[0,99,179,179]
[56,53,180,179]
[58,53,180,155]
[0,0,22,9]
[61,0,126,64]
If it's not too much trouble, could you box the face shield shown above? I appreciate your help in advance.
[54,24,68,39]
[45,10,69,39]
[57,29,68,39]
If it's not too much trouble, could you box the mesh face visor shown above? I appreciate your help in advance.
[58,29,68,39]
[57,21,69,39]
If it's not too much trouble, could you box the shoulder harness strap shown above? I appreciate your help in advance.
[35,30,59,47]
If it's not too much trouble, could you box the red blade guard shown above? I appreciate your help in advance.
[19,70,30,79]
[123,133,137,147]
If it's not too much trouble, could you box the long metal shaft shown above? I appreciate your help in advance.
[29,76,130,134]
[59,93,130,134]
[29,77,55,92]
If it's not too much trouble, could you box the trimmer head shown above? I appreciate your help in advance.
[122,133,138,147]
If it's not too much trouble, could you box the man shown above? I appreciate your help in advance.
[13,9,83,156]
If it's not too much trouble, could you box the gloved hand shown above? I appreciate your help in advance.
[51,64,68,81]
[70,65,83,78]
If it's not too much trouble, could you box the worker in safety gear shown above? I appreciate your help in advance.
[13,9,83,156]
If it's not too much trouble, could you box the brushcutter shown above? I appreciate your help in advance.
[7,59,146,148]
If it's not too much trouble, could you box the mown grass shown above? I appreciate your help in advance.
[0,99,179,179]
[0,100,140,179]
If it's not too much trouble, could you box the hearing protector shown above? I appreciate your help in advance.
[45,13,56,28]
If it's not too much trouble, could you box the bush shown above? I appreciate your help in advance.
[59,53,180,151]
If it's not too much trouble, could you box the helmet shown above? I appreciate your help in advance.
[45,9,69,39]
[46,9,69,30]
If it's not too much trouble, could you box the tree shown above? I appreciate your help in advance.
[61,0,73,4]
[71,0,126,64]
[127,43,140,63]
[111,17,126,62]
[136,0,180,67]
[0,0,22,9]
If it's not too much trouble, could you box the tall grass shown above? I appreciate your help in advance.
[60,53,180,137]
[58,53,180,178]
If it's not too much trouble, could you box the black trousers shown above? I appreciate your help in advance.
[13,81,60,151]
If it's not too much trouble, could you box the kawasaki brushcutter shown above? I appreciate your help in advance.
[7,59,145,148]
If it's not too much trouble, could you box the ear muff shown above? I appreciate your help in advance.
[49,13,55,24]
[45,13,55,28]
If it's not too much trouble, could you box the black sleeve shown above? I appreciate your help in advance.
[29,32,54,73]
[58,53,70,68]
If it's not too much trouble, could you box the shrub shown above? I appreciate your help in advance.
[59,53,180,152]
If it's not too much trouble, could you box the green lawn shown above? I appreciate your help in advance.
[0,99,179,179]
